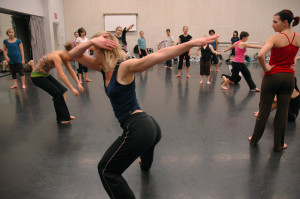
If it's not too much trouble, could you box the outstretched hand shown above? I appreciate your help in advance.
[192,34,220,47]
[91,34,118,51]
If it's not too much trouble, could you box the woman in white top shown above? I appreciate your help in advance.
[76,27,92,83]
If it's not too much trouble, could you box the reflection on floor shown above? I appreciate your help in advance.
[0,61,299,199]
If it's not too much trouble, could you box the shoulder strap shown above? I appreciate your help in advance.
[291,32,296,44]
[280,33,291,44]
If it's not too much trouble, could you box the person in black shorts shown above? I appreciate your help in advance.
[196,40,220,84]
[175,26,192,78]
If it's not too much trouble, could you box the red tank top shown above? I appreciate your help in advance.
[265,32,299,75]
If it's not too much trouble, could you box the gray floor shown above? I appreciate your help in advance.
[0,60,300,199]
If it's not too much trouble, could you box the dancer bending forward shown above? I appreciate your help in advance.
[31,43,83,124]
[69,32,219,199]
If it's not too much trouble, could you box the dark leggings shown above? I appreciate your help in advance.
[78,63,88,74]
[98,112,162,199]
[10,63,24,79]
[139,49,147,58]
[200,59,211,76]
[229,62,256,90]
[178,51,190,69]
[250,73,294,151]
[31,75,71,122]
[221,74,241,84]
[166,60,172,67]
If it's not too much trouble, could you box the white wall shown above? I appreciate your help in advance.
[0,0,44,16]
[0,13,12,50]
[0,0,67,53]
[43,0,67,52]
[63,0,300,57]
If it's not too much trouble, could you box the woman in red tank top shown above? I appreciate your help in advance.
[249,9,300,151]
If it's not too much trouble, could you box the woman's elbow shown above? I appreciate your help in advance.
[257,53,265,59]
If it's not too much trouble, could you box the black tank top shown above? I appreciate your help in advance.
[201,45,212,61]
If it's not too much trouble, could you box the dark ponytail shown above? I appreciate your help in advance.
[292,16,300,27]
[275,9,300,27]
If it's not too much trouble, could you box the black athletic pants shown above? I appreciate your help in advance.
[31,75,71,122]
[78,63,88,74]
[178,51,190,69]
[229,62,256,90]
[139,49,147,58]
[98,112,162,199]
[166,60,172,67]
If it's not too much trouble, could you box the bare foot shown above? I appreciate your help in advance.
[175,74,181,78]
[216,69,220,72]
[79,81,83,84]
[70,116,75,120]
[274,143,288,151]
[254,111,259,117]
[200,81,203,84]
[86,78,92,82]
[221,85,228,90]
[250,88,260,92]
[207,81,210,85]
[187,75,191,78]
[10,85,17,89]
[60,120,71,124]
[164,66,168,68]
[170,67,173,69]
[248,136,252,142]
[22,85,26,89]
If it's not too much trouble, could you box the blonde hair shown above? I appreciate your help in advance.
[183,26,188,30]
[6,28,14,36]
[92,31,126,72]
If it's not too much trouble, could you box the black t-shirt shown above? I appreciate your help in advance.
[231,37,239,44]
[179,34,192,43]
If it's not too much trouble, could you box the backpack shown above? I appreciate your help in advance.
[134,45,139,54]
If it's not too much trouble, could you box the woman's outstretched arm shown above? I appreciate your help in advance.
[223,43,235,52]
[243,43,263,49]
[121,35,220,74]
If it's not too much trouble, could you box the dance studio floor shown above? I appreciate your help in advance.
[1,60,300,199]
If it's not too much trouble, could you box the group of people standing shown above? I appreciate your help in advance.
[2,8,300,199]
